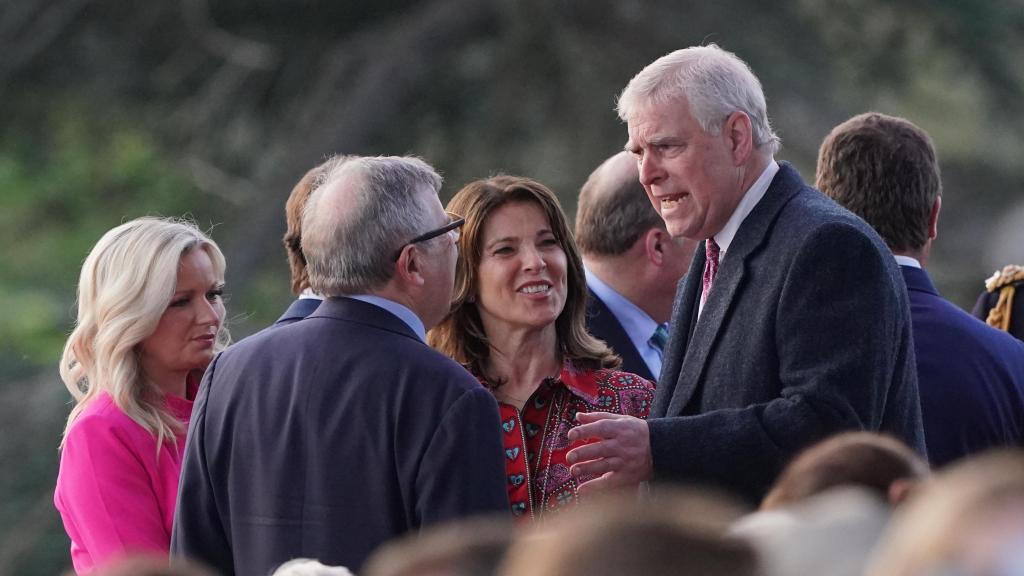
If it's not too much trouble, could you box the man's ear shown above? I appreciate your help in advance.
[395,245,427,287]
[725,111,754,165]
[644,227,668,266]
[928,196,941,242]
[888,478,920,507]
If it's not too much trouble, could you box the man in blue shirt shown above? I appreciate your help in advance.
[576,151,696,381]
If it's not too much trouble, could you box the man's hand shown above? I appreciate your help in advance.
[566,412,654,494]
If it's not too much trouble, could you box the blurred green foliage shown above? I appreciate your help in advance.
[0,100,226,374]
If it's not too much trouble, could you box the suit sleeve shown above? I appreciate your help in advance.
[649,223,916,500]
[415,384,509,523]
[56,415,171,567]
[171,355,234,575]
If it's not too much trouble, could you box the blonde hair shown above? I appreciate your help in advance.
[59,217,229,449]
[867,450,1024,576]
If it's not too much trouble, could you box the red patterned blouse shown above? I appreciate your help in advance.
[478,361,655,521]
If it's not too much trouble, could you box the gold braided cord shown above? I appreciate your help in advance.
[983,265,1024,331]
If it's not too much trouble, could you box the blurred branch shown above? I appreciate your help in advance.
[0,0,92,92]
[218,0,501,293]
[169,61,251,144]
[181,0,279,70]
[185,155,254,206]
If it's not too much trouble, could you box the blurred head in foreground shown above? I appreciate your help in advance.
[868,450,1024,576]
[499,488,760,576]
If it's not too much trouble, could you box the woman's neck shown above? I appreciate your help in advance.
[485,326,562,409]
[145,368,189,399]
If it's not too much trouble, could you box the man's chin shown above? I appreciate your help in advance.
[665,223,694,240]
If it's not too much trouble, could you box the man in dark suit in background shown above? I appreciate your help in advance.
[818,112,1024,467]
[275,159,333,326]
[567,44,925,503]
[172,156,509,575]
[576,151,696,381]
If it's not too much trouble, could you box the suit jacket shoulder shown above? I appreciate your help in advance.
[172,297,508,575]
[273,298,322,327]
[585,291,655,381]
[903,266,1024,466]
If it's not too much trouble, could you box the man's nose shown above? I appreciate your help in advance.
[638,153,664,186]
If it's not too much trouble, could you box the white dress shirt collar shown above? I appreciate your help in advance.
[893,255,921,269]
[713,160,780,256]
[299,288,325,301]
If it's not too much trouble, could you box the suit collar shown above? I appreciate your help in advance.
[721,162,804,262]
[714,160,779,254]
[900,265,939,296]
[310,297,424,343]
[275,298,322,325]
[585,290,656,381]
[585,272,659,354]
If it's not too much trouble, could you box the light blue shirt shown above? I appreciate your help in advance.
[347,295,426,342]
[585,267,664,377]
[893,255,921,269]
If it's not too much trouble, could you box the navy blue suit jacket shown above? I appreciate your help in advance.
[171,297,509,575]
[274,297,321,327]
[650,162,926,502]
[585,291,656,382]
[903,265,1024,467]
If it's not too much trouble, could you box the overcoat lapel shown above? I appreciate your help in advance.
[656,162,804,417]
[651,257,702,417]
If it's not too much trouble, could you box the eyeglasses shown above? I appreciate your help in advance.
[392,212,465,261]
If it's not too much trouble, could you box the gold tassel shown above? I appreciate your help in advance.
[983,265,1024,332]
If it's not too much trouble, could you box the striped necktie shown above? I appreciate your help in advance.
[701,238,721,307]
[649,323,669,354]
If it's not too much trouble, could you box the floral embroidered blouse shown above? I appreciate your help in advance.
[478,361,655,521]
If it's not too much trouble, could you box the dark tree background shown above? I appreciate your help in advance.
[3,1,1024,572]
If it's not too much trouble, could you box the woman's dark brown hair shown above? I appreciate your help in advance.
[428,175,619,381]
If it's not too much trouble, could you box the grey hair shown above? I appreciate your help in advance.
[302,155,443,295]
[617,44,781,154]
[576,151,664,256]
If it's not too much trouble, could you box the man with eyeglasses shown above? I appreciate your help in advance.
[172,156,509,576]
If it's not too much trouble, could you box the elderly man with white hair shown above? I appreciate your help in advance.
[567,44,925,503]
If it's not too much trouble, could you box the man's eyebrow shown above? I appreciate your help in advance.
[647,135,683,146]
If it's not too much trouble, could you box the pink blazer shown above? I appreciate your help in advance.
[54,388,195,574]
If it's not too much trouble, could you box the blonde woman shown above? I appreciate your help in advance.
[54,217,229,573]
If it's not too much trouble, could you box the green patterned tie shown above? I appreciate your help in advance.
[649,323,669,354]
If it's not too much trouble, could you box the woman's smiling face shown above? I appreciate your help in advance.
[475,200,568,338]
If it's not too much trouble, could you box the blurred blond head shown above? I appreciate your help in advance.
[868,450,1024,576]
[499,488,759,576]
[363,515,512,576]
